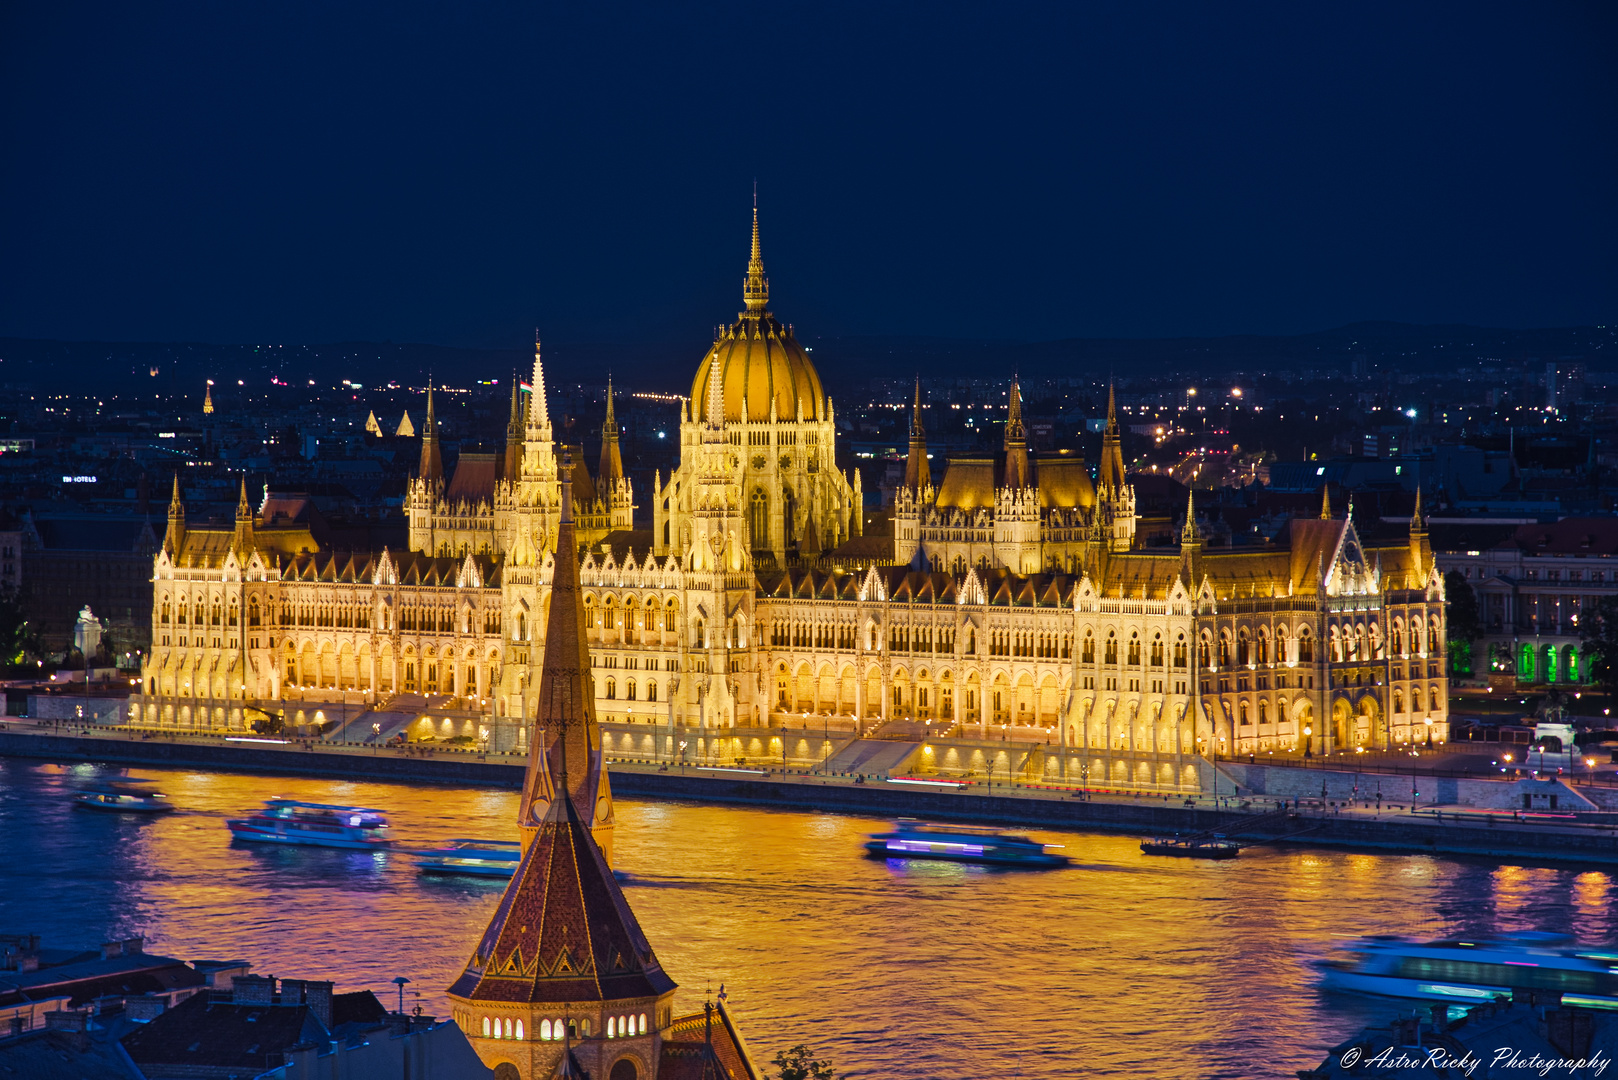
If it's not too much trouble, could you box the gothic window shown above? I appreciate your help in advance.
[161,600,171,624]
[604,600,616,631]
[1082,634,1095,663]
[647,680,658,702]
[1239,702,1251,726]
[626,680,636,701]
[1104,634,1118,664]
[1173,636,1187,668]
[1298,629,1313,662]
[1127,637,1141,665]
[1217,635,1230,667]
[1150,637,1164,666]
[606,678,616,700]
[750,490,769,548]
[1236,632,1249,666]
[1255,634,1267,664]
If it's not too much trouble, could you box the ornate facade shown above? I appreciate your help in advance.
[133,207,1449,783]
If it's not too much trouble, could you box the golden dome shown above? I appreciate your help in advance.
[689,209,824,424]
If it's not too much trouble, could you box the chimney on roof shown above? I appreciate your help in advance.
[232,974,277,1005]
[101,940,125,959]
[280,979,333,1030]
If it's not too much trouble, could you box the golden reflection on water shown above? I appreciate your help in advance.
[5,760,1618,1079]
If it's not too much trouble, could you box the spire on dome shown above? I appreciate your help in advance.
[1320,485,1332,521]
[742,196,769,317]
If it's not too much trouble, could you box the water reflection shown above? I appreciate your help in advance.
[4,759,1618,1078]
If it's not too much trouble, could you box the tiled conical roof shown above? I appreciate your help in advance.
[446,784,675,1004]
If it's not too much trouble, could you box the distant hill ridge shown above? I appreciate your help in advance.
[0,321,1611,394]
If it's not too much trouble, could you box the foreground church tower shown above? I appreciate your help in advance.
[515,456,615,860]
[448,458,666,1080]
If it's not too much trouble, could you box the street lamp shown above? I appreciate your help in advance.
[1303,725,1312,760]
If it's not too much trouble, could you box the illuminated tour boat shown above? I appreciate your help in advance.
[414,839,522,878]
[226,799,392,849]
[1320,934,1618,1009]
[864,819,1070,868]
[1139,834,1240,859]
[72,778,175,814]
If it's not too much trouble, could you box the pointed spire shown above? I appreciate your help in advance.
[1003,377,1030,490]
[599,377,623,483]
[164,474,186,557]
[232,476,255,557]
[705,352,725,429]
[530,334,552,432]
[502,374,523,481]
[904,377,931,492]
[1320,485,1332,520]
[1181,488,1200,542]
[514,447,613,857]
[364,410,382,436]
[742,197,769,317]
[1105,382,1117,435]
[236,477,251,519]
[1005,378,1026,444]
[1410,486,1425,530]
[202,383,214,415]
[418,382,443,483]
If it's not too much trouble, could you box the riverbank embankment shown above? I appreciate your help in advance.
[8,727,1618,864]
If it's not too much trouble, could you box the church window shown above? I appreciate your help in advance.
[665,603,678,632]
[1236,632,1249,666]
[515,1021,524,1040]
[483,1017,491,1037]
[161,600,171,624]
[1104,635,1118,664]
[1298,631,1313,662]
[1218,636,1230,667]
[1150,637,1163,667]
[626,679,637,701]
[750,490,769,548]
[1082,634,1094,663]
[1173,637,1187,668]
[606,678,616,700]
[1255,634,1267,664]
[211,602,221,626]
[1127,638,1141,665]
[647,680,657,702]
[540,1019,551,1040]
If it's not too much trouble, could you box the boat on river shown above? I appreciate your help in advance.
[864,819,1069,868]
[414,839,521,878]
[1140,835,1240,859]
[72,778,174,814]
[227,799,392,850]
[1319,933,1618,1009]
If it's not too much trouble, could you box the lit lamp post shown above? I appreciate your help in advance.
[678,739,687,773]
[780,722,789,774]
[1303,724,1312,760]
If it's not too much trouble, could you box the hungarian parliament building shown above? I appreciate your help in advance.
[133,211,1448,786]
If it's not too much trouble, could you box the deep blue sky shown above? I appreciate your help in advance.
[1,2,1613,348]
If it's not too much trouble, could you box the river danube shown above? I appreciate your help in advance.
[3,759,1615,1078]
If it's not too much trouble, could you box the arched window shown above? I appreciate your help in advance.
[515,1020,524,1040]
[1239,702,1251,726]
[541,1019,552,1040]
[248,598,260,627]
[638,1013,647,1034]
[606,678,616,700]
[604,599,616,631]
[1236,632,1250,666]
[1258,701,1269,725]
[1082,633,1095,663]
[1298,629,1313,662]
[626,679,637,701]
[750,489,769,549]
[483,1017,491,1037]
[647,680,658,702]
[504,1018,512,1039]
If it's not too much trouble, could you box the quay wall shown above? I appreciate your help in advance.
[8,730,1618,864]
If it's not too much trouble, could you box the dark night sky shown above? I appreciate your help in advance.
[1,2,1613,349]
